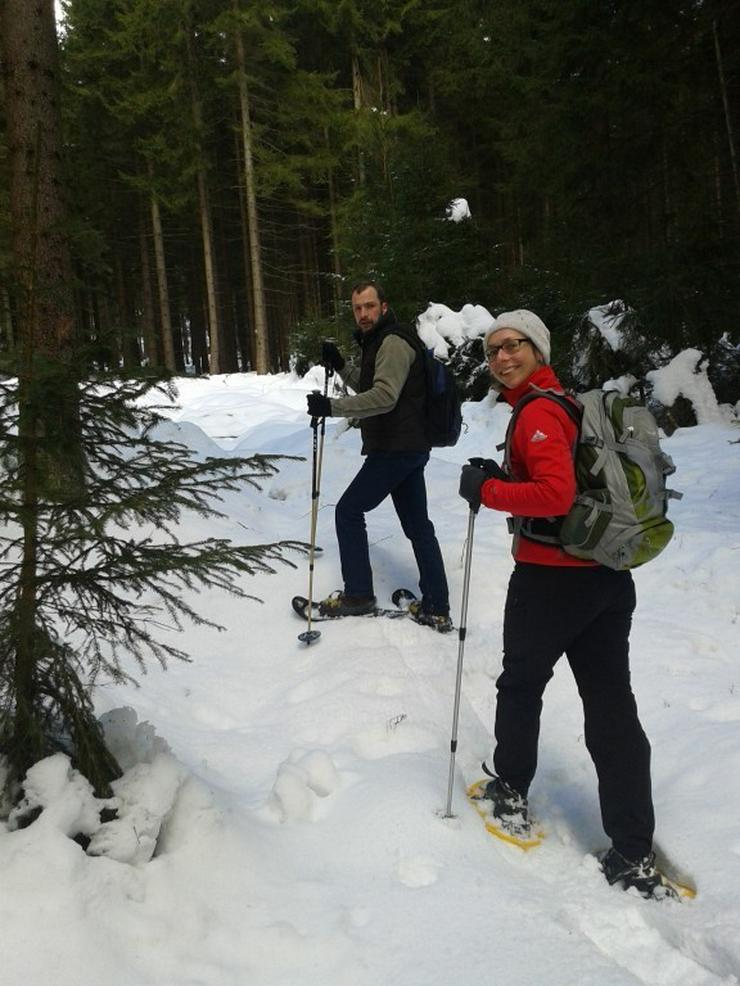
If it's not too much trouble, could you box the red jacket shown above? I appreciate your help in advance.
[480,366,595,567]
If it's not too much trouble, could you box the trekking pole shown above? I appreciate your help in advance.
[298,366,333,645]
[443,505,477,817]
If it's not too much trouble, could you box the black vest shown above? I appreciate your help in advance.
[356,313,428,454]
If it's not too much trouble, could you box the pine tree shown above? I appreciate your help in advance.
[0,0,305,803]
[0,368,304,798]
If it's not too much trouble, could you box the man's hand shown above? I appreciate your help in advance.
[467,457,508,481]
[321,341,345,373]
[307,392,332,419]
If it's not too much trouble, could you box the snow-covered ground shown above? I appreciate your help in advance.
[1,351,740,986]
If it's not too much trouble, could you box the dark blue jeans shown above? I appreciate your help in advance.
[335,451,449,614]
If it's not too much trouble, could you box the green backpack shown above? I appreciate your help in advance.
[503,388,683,570]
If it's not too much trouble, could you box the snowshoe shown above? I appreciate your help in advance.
[467,777,543,850]
[316,590,376,617]
[391,589,453,633]
[291,594,406,623]
[599,847,681,901]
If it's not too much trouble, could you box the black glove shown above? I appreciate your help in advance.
[459,464,486,513]
[321,341,345,373]
[307,392,332,419]
[468,457,508,481]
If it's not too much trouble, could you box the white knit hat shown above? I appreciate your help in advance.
[484,309,551,364]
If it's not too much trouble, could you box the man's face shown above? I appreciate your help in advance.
[351,286,387,333]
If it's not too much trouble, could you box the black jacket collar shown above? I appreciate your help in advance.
[353,309,398,346]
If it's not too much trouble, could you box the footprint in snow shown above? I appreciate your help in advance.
[266,750,340,823]
[397,855,439,888]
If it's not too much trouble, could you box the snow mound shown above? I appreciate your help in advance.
[416,302,494,356]
[647,349,730,424]
[446,197,471,222]
[8,753,102,839]
[6,709,198,865]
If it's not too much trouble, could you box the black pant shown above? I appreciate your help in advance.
[493,563,654,860]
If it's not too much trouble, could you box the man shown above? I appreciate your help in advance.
[306,280,451,631]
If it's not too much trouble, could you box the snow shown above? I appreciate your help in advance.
[446,197,472,222]
[416,301,494,356]
[648,350,729,425]
[588,303,629,351]
[1,320,740,985]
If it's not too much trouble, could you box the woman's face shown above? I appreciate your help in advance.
[485,328,541,389]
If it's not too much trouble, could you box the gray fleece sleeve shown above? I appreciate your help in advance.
[339,362,361,392]
[329,334,416,419]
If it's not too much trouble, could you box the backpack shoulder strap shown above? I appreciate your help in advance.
[524,386,582,426]
[497,387,582,462]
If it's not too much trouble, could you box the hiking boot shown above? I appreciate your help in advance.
[408,600,453,633]
[317,591,376,618]
[470,776,532,841]
[599,847,679,901]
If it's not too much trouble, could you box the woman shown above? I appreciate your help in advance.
[458,309,675,900]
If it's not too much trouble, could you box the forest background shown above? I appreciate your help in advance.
[1,0,739,390]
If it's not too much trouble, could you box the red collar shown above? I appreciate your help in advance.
[499,366,563,407]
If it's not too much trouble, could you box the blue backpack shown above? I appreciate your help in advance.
[384,326,462,449]
[422,348,462,448]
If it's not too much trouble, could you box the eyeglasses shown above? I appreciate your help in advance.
[485,338,532,361]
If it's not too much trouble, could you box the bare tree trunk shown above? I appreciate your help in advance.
[138,214,159,366]
[516,204,525,267]
[115,255,140,370]
[542,196,552,253]
[712,18,740,216]
[324,127,342,317]
[0,0,89,781]
[1,0,75,358]
[196,171,221,372]
[14,362,41,768]
[352,52,366,186]
[232,0,270,374]
[714,149,724,239]
[148,183,177,371]
[662,143,673,247]
[186,244,209,373]
[1,287,14,352]
[185,25,222,374]
[1,0,83,500]
[234,125,254,370]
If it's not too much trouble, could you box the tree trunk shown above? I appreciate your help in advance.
[116,255,141,370]
[148,184,177,371]
[0,0,104,786]
[324,127,342,317]
[712,18,740,216]
[352,52,366,186]
[196,168,222,372]
[215,222,240,373]
[186,245,209,374]
[1,0,75,358]
[232,0,270,374]
[138,213,159,366]
[185,24,223,373]
[1,0,84,496]
[1,287,14,352]
[13,353,42,772]
[234,125,255,370]
[714,149,724,239]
